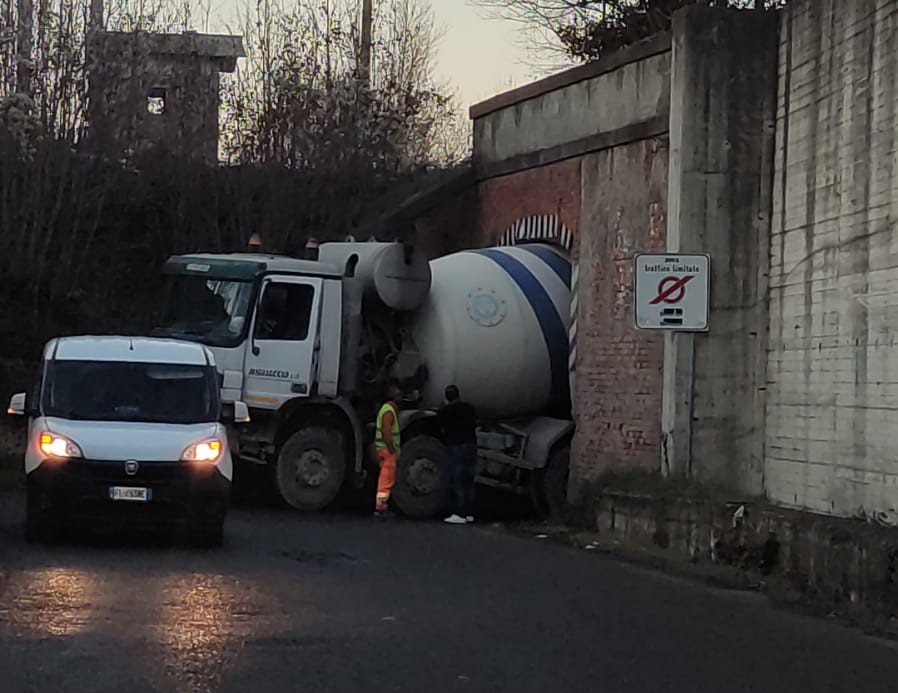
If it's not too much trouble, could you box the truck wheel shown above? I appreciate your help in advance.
[392,436,451,519]
[276,427,346,511]
[530,445,570,518]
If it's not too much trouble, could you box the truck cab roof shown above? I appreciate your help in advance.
[44,336,216,366]
[163,253,343,281]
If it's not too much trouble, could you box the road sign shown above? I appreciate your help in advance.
[634,253,710,331]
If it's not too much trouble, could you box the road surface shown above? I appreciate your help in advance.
[1,492,897,693]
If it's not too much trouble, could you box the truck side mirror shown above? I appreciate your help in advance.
[221,401,251,425]
[7,392,27,416]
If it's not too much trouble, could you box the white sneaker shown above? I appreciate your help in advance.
[443,514,467,525]
[466,516,474,523]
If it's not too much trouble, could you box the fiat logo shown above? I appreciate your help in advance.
[124,460,139,476]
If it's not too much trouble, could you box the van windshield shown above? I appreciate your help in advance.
[42,361,219,424]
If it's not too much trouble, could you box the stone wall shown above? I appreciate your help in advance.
[87,31,243,162]
[476,159,582,249]
[585,489,898,636]
[573,139,668,484]
[468,0,898,535]
[469,36,673,496]
[765,0,898,522]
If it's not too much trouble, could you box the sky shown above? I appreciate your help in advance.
[209,0,550,109]
[429,1,538,106]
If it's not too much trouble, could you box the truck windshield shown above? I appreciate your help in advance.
[155,276,254,347]
[42,361,219,424]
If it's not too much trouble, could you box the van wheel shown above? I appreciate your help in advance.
[392,436,451,519]
[530,445,570,518]
[276,426,346,511]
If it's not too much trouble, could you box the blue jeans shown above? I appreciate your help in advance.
[448,444,477,517]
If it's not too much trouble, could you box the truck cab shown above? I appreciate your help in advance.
[154,241,441,512]
[155,254,341,402]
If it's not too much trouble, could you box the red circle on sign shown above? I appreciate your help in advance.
[656,277,686,304]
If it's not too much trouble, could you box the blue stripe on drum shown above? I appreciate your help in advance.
[516,244,572,289]
[474,248,570,415]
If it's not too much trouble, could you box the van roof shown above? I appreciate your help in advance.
[45,336,214,366]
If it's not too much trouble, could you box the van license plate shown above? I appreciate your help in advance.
[108,486,151,502]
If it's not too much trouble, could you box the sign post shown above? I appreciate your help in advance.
[634,254,710,331]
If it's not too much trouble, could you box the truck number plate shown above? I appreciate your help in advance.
[108,486,151,502]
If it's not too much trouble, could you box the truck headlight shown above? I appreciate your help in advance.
[181,439,223,463]
[39,433,83,459]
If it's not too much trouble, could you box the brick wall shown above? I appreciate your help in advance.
[662,6,777,494]
[470,38,673,496]
[570,137,668,491]
[477,159,582,249]
[766,0,898,520]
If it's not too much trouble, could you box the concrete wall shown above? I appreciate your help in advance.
[765,0,898,521]
[662,7,778,495]
[473,45,671,169]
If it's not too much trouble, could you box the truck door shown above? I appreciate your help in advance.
[243,276,322,410]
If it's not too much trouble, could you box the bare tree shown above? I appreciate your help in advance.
[222,0,466,171]
[473,0,786,64]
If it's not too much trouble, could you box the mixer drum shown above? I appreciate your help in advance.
[411,244,572,420]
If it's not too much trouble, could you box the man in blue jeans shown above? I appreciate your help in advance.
[437,385,478,525]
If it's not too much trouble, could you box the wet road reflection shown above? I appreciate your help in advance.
[155,575,243,693]
[2,567,96,637]
[0,555,285,693]
[5,502,898,693]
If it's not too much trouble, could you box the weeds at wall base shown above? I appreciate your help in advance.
[549,473,898,639]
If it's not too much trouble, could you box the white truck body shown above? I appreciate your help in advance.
[154,241,574,517]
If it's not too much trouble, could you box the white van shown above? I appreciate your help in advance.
[7,336,249,546]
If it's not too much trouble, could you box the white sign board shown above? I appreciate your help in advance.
[634,253,710,331]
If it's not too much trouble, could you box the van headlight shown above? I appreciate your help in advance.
[39,433,83,459]
[181,439,223,463]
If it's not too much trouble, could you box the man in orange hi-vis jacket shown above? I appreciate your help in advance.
[374,383,402,518]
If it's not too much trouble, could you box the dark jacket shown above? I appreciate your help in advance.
[437,400,477,446]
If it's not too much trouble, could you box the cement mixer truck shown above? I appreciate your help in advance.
[153,241,574,518]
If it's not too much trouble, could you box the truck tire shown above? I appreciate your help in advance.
[276,426,347,511]
[530,445,570,518]
[392,436,451,519]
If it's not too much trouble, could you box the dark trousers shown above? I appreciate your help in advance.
[448,443,477,517]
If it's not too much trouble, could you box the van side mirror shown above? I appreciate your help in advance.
[7,392,27,416]
[221,401,251,425]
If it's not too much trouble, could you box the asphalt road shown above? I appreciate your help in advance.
[1,493,898,693]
